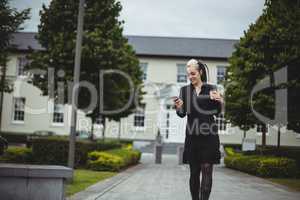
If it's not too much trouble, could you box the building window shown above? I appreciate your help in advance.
[177,64,187,83]
[17,57,29,76]
[217,66,226,84]
[216,113,226,131]
[256,124,268,132]
[95,116,103,125]
[13,97,25,122]
[53,104,64,124]
[139,62,148,81]
[134,106,145,127]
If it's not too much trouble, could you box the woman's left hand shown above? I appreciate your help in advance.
[209,90,223,103]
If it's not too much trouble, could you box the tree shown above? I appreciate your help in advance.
[225,0,300,149]
[0,0,30,131]
[26,0,144,139]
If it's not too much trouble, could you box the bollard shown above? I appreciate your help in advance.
[154,143,163,164]
[154,129,163,164]
[177,145,184,165]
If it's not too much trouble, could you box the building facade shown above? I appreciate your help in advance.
[1,32,299,147]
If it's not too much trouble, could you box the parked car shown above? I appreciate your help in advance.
[76,130,91,139]
[30,130,56,139]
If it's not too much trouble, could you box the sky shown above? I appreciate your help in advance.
[11,0,265,39]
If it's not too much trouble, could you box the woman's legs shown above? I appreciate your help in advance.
[189,162,201,200]
[200,163,213,200]
[189,162,214,200]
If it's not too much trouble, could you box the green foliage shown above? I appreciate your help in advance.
[225,0,300,141]
[106,148,141,166]
[243,146,300,168]
[0,132,29,144]
[0,0,30,92]
[0,147,33,164]
[0,135,8,155]
[87,148,141,172]
[257,157,298,178]
[26,0,144,126]
[224,147,241,157]
[87,151,124,171]
[31,137,122,167]
[224,147,299,178]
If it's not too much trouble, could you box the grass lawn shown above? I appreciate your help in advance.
[66,169,117,197]
[266,178,300,192]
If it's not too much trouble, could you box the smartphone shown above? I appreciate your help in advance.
[171,96,179,101]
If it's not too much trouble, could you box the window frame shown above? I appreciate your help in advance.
[177,64,187,83]
[216,65,227,85]
[52,103,64,125]
[139,62,148,81]
[216,113,227,131]
[17,56,29,77]
[134,106,145,128]
[12,97,26,123]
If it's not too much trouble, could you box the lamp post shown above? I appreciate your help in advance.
[68,0,85,169]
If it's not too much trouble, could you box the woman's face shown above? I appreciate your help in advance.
[187,66,202,85]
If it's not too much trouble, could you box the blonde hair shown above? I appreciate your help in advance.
[186,59,209,82]
[186,59,198,68]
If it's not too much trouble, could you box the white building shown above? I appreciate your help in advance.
[1,32,299,147]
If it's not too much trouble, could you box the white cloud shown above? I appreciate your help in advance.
[11,0,265,39]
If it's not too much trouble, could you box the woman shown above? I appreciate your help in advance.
[174,59,223,200]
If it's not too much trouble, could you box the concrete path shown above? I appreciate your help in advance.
[68,153,300,200]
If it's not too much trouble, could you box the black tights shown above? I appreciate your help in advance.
[189,163,213,200]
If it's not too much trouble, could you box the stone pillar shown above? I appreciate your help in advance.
[0,164,73,200]
[154,129,163,164]
[154,144,163,164]
[177,145,184,165]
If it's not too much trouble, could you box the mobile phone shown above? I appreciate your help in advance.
[171,96,179,101]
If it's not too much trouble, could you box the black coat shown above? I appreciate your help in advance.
[176,83,222,164]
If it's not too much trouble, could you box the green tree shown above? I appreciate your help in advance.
[225,0,300,148]
[0,0,30,131]
[26,0,144,139]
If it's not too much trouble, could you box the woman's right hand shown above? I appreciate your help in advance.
[173,97,183,109]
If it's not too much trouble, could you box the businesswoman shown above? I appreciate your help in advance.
[174,59,223,200]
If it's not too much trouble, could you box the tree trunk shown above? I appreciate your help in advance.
[118,120,121,141]
[243,129,247,139]
[0,63,7,132]
[102,117,106,141]
[277,126,281,149]
[261,125,267,149]
[90,117,95,141]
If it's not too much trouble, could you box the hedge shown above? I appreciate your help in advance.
[0,136,8,155]
[87,148,141,172]
[31,137,122,167]
[0,147,33,164]
[0,132,29,144]
[243,146,300,168]
[224,147,299,178]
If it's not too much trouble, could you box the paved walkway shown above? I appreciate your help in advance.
[68,153,300,200]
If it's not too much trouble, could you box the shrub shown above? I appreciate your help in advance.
[257,157,298,178]
[0,132,28,144]
[87,148,141,172]
[0,147,33,164]
[31,137,122,167]
[224,147,298,178]
[87,152,124,171]
[0,136,8,155]
[107,148,141,166]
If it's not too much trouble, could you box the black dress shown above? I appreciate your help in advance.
[176,83,222,165]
